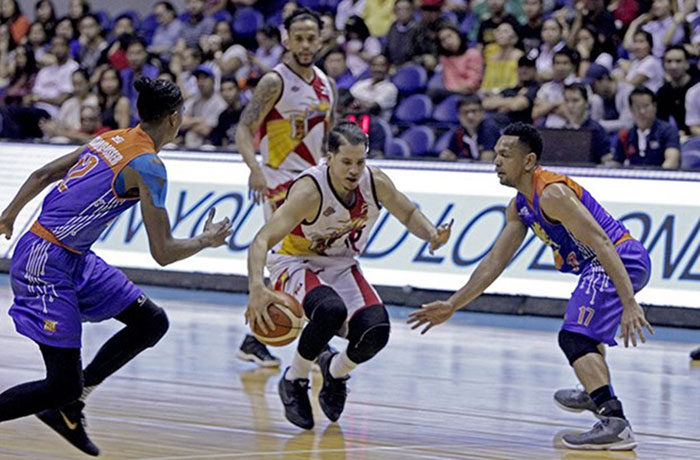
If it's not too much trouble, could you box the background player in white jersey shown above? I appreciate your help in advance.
[246,122,452,429]
[235,8,337,367]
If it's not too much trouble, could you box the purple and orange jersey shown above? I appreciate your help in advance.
[514,168,631,274]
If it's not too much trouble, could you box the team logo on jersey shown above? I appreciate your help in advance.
[43,319,58,332]
[567,251,580,272]
[518,206,530,218]
[323,206,336,217]
[309,207,369,255]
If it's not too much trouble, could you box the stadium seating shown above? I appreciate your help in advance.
[393,94,432,124]
[391,65,427,96]
[681,138,700,169]
[400,126,435,157]
[434,128,456,155]
[432,95,460,125]
[233,8,264,38]
[386,138,411,158]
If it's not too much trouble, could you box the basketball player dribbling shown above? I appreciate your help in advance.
[235,7,337,368]
[246,122,452,430]
[409,123,654,451]
[0,77,232,456]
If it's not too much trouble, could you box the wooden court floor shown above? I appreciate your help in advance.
[0,280,699,460]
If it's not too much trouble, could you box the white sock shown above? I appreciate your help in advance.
[285,351,313,381]
[79,385,97,402]
[329,350,357,379]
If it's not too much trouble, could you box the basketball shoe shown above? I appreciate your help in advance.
[691,346,700,360]
[318,350,349,422]
[562,417,636,450]
[312,343,338,373]
[554,388,598,416]
[236,334,281,367]
[278,368,314,429]
[36,400,100,456]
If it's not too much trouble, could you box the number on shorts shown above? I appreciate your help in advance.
[577,306,595,327]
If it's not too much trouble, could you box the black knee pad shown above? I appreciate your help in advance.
[303,285,348,332]
[117,296,170,348]
[40,346,84,406]
[558,329,601,365]
[346,305,391,364]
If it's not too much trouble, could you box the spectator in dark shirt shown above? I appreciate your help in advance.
[323,47,356,90]
[440,95,500,162]
[579,0,618,58]
[208,76,243,149]
[384,0,419,67]
[562,83,610,164]
[414,0,447,72]
[519,0,544,55]
[656,46,699,138]
[483,55,540,126]
[612,86,681,169]
[180,0,215,48]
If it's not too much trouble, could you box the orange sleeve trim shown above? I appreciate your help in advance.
[30,221,82,255]
[534,168,584,199]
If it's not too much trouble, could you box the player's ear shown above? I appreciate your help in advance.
[524,152,538,171]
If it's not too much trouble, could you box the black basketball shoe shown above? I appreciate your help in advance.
[318,350,350,422]
[236,334,281,367]
[36,400,100,456]
[278,367,314,429]
[691,346,700,360]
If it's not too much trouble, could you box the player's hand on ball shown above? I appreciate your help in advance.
[407,300,456,334]
[246,287,283,334]
[620,300,654,347]
[429,219,453,254]
[202,208,233,247]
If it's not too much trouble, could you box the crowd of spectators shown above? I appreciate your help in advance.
[1,0,699,169]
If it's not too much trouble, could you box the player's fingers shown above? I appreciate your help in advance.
[630,326,637,347]
[645,320,655,335]
[421,323,434,335]
[621,324,629,347]
[206,208,215,225]
[410,319,426,330]
[263,309,276,331]
[636,324,646,344]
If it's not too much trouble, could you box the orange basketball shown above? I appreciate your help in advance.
[251,292,304,346]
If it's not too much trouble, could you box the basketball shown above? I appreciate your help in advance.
[251,292,304,346]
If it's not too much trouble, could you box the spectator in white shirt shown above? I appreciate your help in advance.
[149,1,184,60]
[686,81,700,137]
[29,36,79,118]
[349,54,398,120]
[180,65,227,148]
[532,47,580,128]
[616,30,664,92]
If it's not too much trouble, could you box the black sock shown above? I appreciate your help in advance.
[590,385,625,418]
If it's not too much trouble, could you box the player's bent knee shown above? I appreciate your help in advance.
[347,305,391,364]
[303,285,348,332]
[144,304,169,347]
[558,329,601,366]
[122,297,170,348]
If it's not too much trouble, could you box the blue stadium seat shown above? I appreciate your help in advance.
[681,138,700,169]
[234,8,264,38]
[400,126,435,157]
[393,94,432,124]
[212,9,233,23]
[432,95,460,124]
[298,0,323,9]
[140,13,159,46]
[427,71,444,93]
[433,128,456,155]
[374,117,393,154]
[386,138,411,158]
[391,65,427,96]
[94,10,112,33]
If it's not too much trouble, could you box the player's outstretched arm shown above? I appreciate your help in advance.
[235,72,282,204]
[126,156,232,266]
[539,183,654,347]
[0,145,86,240]
[246,176,320,333]
[408,199,527,334]
[371,167,452,253]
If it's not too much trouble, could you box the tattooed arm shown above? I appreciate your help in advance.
[235,72,282,204]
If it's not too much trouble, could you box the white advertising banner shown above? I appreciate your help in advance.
[1,143,698,308]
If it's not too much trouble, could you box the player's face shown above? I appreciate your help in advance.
[286,20,321,67]
[167,104,185,141]
[328,142,367,193]
[494,135,533,188]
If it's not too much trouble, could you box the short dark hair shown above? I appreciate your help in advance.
[155,1,176,14]
[553,46,580,67]
[325,46,346,59]
[663,44,689,61]
[458,94,482,109]
[73,68,90,81]
[633,30,654,50]
[564,82,588,102]
[258,24,281,42]
[134,76,183,122]
[284,7,322,32]
[328,121,368,154]
[628,85,657,106]
[220,75,238,86]
[502,122,543,160]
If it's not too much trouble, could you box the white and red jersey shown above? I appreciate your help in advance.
[260,63,334,173]
[271,162,381,259]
